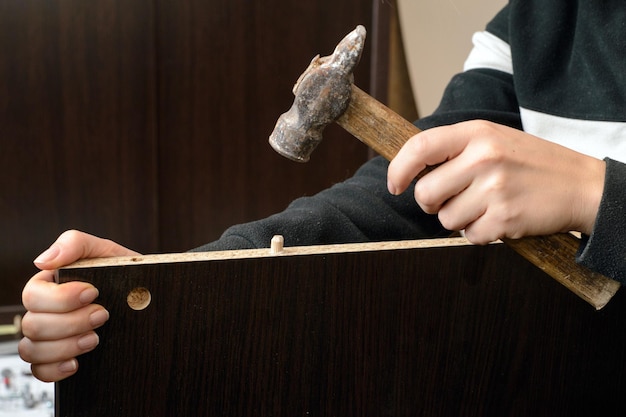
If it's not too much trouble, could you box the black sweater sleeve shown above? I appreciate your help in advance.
[576,158,626,284]
[191,157,449,252]
[194,3,626,287]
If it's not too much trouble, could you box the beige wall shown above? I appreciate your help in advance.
[398,0,506,116]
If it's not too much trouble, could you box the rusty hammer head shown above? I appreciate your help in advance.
[269,25,366,162]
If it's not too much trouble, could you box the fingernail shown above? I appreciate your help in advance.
[89,309,109,328]
[77,333,99,350]
[34,245,60,265]
[58,359,77,373]
[387,180,398,195]
[79,287,99,304]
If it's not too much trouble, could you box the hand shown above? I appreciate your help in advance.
[18,230,139,382]
[387,120,606,244]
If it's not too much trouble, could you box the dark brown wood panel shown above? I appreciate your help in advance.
[0,1,158,305]
[1,0,384,304]
[56,242,626,416]
[154,0,374,252]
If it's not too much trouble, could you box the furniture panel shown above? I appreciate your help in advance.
[57,240,626,416]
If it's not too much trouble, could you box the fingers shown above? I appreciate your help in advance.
[33,229,139,271]
[19,330,101,382]
[25,229,137,313]
[412,148,483,215]
[387,123,472,195]
[19,229,133,382]
[18,302,109,383]
[22,270,100,313]
[19,332,100,365]
[21,303,109,340]
[436,183,488,231]
[386,120,526,243]
[29,360,79,383]
[19,300,110,383]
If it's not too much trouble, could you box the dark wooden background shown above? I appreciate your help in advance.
[0,0,401,305]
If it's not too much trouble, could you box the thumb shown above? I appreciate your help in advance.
[34,230,139,271]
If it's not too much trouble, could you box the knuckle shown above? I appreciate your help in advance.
[463,227,493,245]
[482,172,509,198]
[407,131,432,155]
[466,119,497,136]
[18,337,35,363]
[437,210,458,231]
[404,131,438,166]
[414,181,438,209]
[417,202,438,216]
[58,229,84,245]
[19,313,40,339]
[472,142,506,168]
[60,229,81,238]
[21,287,35,311]
[31,365,58,383]
[465,123,508,166]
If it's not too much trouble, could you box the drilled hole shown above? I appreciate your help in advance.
[127,287,151,311]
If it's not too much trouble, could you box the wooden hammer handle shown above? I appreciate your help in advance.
[339,85,420,160]
[337,85,620,310]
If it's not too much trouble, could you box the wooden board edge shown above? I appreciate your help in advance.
[62,237,479,269]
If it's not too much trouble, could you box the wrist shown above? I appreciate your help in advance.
[574,157,606,235]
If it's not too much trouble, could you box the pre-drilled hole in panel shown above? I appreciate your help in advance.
[127,287,151,311]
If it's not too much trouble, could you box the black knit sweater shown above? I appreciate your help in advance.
[194,0,626,284]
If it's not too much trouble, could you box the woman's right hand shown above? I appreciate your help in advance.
[18,230,139,382]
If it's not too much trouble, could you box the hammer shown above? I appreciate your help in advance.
[269,25,620,309]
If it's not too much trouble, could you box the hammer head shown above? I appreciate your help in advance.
[269,25,366,162]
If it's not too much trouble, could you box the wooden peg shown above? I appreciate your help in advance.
[271,235,285,254]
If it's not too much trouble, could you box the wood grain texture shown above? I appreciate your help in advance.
[56,240,626,417]
[153,0,374,253]
[503,234,620,309]
[0,0,158,305]
[0,0,380,304]
[339,84,421,161]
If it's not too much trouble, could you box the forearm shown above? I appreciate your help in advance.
[192,63,523,253]
[191,157,448,252]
